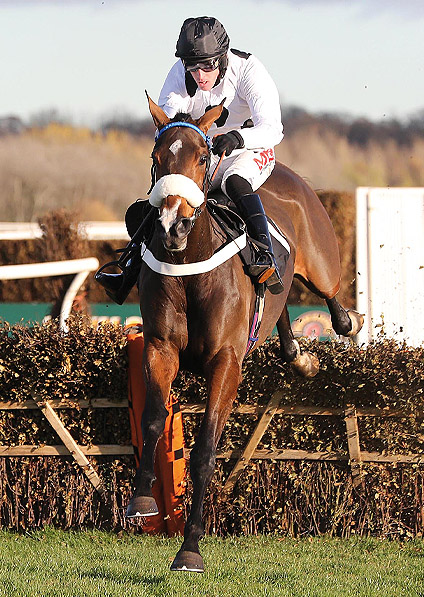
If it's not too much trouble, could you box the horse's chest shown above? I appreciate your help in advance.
[145,298,209,348]
[142,263,249,367]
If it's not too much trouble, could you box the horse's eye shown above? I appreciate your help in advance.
[199,154,208,165]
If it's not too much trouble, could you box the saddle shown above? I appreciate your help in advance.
[206,191,253,272]
[206,190,289,282]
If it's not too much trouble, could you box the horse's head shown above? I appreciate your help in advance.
[146,94,223,252]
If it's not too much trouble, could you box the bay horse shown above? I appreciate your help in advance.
[126,96,363,572]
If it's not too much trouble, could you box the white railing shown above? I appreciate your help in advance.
[0,222,129,241]
[0,258,99,331]
[356,187,424,347]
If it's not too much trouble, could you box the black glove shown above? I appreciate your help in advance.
[212,130,244,156]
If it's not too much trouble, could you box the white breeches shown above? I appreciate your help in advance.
[208,147,276,195]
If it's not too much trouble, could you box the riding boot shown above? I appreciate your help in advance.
[234,193,285,295]
[95,203,155,305]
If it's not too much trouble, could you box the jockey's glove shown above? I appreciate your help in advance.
[212,130,244,156]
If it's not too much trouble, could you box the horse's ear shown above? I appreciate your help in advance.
[196,99,225,134]
[146,91,170,129]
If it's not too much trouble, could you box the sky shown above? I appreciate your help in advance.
[1,0,424,126]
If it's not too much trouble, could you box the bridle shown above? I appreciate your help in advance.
[147,121,214,220]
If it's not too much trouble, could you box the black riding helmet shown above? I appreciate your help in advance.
[176,17,230,92]
[175,16,230,61]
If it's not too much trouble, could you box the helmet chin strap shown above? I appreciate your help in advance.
[214,53,228,86]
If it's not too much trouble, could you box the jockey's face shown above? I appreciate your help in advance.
[191,67,220,92]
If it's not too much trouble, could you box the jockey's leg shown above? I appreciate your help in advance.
[95,200,154,304]
[225,174,285,294]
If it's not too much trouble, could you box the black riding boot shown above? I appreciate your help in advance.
[95,202,155,305]
[95,246,142,305]
[234,193,285,295]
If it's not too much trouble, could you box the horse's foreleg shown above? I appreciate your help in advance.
[277,305,319,378]
[126,340,179,518]
[171,346,241,573]
[326,296,364,337]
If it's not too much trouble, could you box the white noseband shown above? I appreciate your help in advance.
[149,174,205,208]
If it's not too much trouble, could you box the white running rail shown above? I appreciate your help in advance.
[0,222,128,241]
[0,257,99,331]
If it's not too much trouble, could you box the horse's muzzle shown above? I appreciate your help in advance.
[163,236,188,252]
[158,217,193,252]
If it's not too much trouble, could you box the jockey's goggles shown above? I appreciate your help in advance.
[183,57,220,72]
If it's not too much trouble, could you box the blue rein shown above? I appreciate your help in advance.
[155,122,213,150]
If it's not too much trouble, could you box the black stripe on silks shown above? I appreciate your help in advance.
[230,48,251,59]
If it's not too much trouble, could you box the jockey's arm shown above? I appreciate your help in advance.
[235,56,284,150]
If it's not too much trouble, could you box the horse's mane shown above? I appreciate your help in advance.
[172,112,195,124]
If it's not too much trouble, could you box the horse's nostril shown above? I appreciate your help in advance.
[174,218,192,236]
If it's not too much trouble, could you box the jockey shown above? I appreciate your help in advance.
[97,16,285,303]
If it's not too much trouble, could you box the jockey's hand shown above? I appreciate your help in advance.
[212,130,244,156]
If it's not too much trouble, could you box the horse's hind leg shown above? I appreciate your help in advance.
[326,296,364,337]
[277,305,319,378]
[295,275,364,339]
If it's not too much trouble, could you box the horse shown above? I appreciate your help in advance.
[125,95,363,572]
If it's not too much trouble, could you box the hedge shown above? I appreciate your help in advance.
[0,317,423,537]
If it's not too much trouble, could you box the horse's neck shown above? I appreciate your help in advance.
[186,209,217,261]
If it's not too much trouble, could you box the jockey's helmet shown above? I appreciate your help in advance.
[175,17,230,61]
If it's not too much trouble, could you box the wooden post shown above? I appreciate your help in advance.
[344,404,364,489]
[33,398,106,497]
[223,391,283,493]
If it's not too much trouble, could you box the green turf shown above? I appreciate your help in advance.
[0,529,423,596]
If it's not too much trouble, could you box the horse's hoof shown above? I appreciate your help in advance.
[170,550,204,573]
[291,346,320,378]
[347,310,364,337]
[125,496,159,518]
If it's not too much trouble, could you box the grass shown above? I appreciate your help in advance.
[0,529,423,596]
